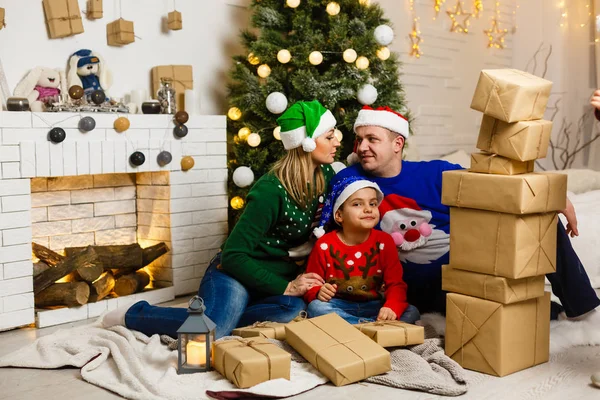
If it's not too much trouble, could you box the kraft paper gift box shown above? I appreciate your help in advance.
[354,320,424,347]
[445,292,550,377]
[151,65,193,111]
[449,208,557,279]
[213,338,291,389]
[43,0,84,39]
[469,152,534,175]
[477,116,553,161]
[107,18,135,46]
[441,169,567,214]
[87,0,103,20]
[470,69,552,123]
[232,321,286,340]
[285,313,391,386]
[168,10,182,30]
[441,265,546,304]
[0,8,5,30]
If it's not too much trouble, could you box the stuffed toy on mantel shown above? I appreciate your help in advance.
[13,67,67,112]
[67,49,112,100]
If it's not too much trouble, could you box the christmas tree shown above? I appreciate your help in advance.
[227,0,410,224]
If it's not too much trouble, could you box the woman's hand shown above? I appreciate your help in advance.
[561,197,579,238]
[284,273,325,296]
[377,307,397,321]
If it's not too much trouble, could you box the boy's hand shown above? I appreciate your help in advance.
[317,283,337,302]
[377,307,397,321]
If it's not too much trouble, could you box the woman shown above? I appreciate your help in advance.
[102,100,340,338]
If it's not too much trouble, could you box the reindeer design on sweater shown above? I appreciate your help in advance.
[327,243,383,300]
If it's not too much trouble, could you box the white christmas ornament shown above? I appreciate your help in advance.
[355,56,369,70]
[326,2,340,15]
[374,25,394,46]
[343,49,358,63]
[286,0,301,8]
[266,92,288,114]
[277,49,292,64]
[233,166,255,188]
[309,51,323,65]
[357,84,378,105]
[376,46,391,60]
[273,126,282,140]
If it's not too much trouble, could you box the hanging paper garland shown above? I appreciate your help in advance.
[157,150,173,166]
[173,124,188,138]
[181,156,195,171]
[48,127,66,143]
[129,151,146,166]
[114,116,130,133]
[78,116,96,132]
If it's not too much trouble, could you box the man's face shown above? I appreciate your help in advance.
[355,126,404,176]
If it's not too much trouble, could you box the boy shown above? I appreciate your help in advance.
[305,176,419,324]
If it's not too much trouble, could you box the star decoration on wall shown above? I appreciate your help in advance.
[447,1,471,33]
[409,20,423,58]
[433,0,446,19]
[484,17,508,49]
[473,0,483,18]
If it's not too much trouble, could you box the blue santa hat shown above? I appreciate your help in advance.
[313,176,384,238]
[72,49,100,68]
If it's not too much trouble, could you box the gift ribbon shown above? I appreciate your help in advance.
[216,339,274,387]
[156,66,193,90]
[107,19,135,42]
[238,321,283,339]
[47,0,82,33]
[358,321,409,345]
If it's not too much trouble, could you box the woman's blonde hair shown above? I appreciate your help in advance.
[272,147,325,209]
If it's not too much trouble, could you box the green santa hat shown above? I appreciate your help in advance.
[276,100,337,152]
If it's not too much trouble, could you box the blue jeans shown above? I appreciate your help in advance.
[125,253,306,339]
[306,298,420,325]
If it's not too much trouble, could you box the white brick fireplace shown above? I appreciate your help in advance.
[0,112,228,330]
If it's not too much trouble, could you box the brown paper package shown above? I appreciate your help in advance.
[469,152,534,175]
[43,0,84,39]
[354,321,424,347]
[449,208,557,279]
[442,169,567,214]
[441,265,545,304]
[477,116,552,161]
[168,11,182,30]
[470,69,552,123]
[106,19,135,46]
[285,313,391,386]
[445,292,550,376]
[0,8,5,30]
[87,0,102,19]
[232,322,286,340]
[151,65,193,111]
[213,338,291,389]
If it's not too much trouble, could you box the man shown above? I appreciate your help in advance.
[332,105,600,327]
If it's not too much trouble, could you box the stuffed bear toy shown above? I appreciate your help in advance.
[67,49,112,101]
[13,67,67,112]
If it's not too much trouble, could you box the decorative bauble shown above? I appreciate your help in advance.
[277,49,292,64]
[181,156,195,171]
[309,51,323,65]
[331,161,347,173]
[343,49,358,63]
[359,0,370,6]
[78,116,96,132]
[334,128,343,142]
[228,107,242,120]
[247,53,260,65]
[257,64,271,78]
[48,127,66,143]
[376,46,391,60]
[157,150,173,167]
[231,196,245,210]
[374,25,394,45]
[90,90,106,105]
[114,117,130,133]
[355,56,370,70]
[238,127,251,140]
[129,151,145,166]
[357,84,378,105]
[273,126,282,140]
[175,110,189,124]
[173,124,189,138]
[247,133,261,147]
[326,2,340,15]
[232,166,255,188]
[265,92,288,114]
[68,85,84,100]
[286,0,300,8]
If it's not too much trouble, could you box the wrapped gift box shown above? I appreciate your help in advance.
[442,169,567,214]
[151,65,193,111]
[470,69,552,123]
[445,292,550,376]
[285,313,391,386]
[354,321,424,347]
[0,7,5,30]
[449,208,557,279]
[43,0,84,39]
[87,0,102,19]
[232,322,286,340]
[442,265,545,304]
[213,338,291,389]
[477,116,552,161]
[469,152,534,175]
[107,18,135,46]
[168,10,182,30]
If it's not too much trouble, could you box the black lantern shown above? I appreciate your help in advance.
[177,296,216,374]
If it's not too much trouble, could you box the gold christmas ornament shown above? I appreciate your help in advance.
[326,2,340,15]
[277,49,292,64]
[273,126,282,140]
[231,196,245,210]
[247,133,261,147]
[113,117,130,133]
[376,46,391,60]
[334,129,343,142]
[409,20,423,58]
[228,107,242,120]
[359,0,370,6]
[447,0,470,33]
[181,156,195,171]
[309,51,323,65]
[484,18,507,49]
[257,64,272,78]
[343,48,358,63]
[286,0,301,8]
[355,56,369,70]
[247,53,260,65]
[238,127,251,140]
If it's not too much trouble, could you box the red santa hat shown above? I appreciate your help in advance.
[379,194,431,231]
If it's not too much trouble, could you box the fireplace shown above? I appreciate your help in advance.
[0,112,228,329]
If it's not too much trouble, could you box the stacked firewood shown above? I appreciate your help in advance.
[32,242,169,308]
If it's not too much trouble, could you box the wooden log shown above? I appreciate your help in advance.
[70,262,104,283]
[88,272,115,302]
[65,244,143,270]
[35,282,90,307]
[32,242,64,266]
[113,270,150,297]
[33,246,97,294]
[114,243,169,278]
[33,261,50,277]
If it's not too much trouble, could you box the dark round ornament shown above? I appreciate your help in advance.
[141,101,161,114]
[68,85,84,100]
[175,110,189,124]
[48,127,66,143]
[91,90,106,105]
[173,124,189,138]
[78,116,96,132]
[129,151,146,167]
[157,150,173,167]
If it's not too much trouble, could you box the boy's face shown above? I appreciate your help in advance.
[334,187,380,231]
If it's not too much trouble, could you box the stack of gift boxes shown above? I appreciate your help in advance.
[440,69,568,377]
